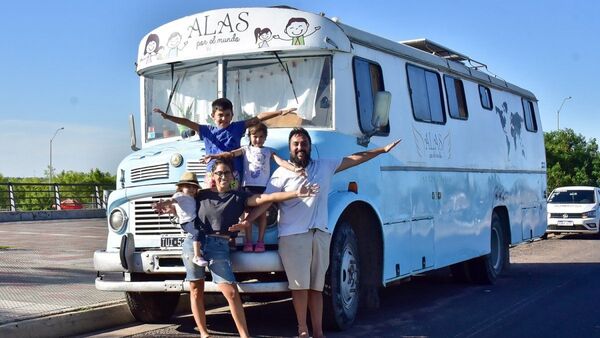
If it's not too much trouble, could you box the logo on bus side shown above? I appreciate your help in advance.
[413,128,451,159]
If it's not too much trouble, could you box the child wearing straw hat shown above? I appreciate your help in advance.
[153,171,208,267]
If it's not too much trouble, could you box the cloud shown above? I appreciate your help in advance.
[0,119,132,178]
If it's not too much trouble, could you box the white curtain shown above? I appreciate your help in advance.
[227,58,324,120]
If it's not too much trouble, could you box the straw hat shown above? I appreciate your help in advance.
[176,171,200,188]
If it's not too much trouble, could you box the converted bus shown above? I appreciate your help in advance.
[94,6,547,329]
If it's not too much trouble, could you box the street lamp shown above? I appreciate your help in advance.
[49,127,65,183]
[557,96,572,130]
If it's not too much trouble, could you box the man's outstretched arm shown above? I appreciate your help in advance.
[335,139,401,173]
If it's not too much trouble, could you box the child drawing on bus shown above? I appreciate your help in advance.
[153,98,297,189]
[203,122,304,252]
[274,17,321,46]
[141,33,163,64]
[254,27,273,48]
[152,172,208,267]
[166,32,188,58]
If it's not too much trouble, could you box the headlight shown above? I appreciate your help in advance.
[170,153,183,167]
[109,208,127,232]
[582,210,596,218]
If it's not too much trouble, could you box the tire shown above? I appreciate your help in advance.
[324,221,360,330]
[468,212,509,284]
[125,291,179,323]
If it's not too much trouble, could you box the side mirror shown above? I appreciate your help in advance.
[357,91,391,146]
[372,91,391,128]
[129,114,139,151]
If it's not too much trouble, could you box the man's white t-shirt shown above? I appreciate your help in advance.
[172,192,196,223]
[242,145,274,187]
[265,158,342,237]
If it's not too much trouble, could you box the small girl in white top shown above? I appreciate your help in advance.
[152,172,208,266]
[204,122,302,252]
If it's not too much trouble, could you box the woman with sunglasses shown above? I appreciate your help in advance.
[183,159,318,338]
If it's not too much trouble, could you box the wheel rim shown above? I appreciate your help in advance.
[490,226,501,271]
[340,243,358,310]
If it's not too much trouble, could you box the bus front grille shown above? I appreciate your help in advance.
[132,195,181,235]
[186,161,208,179]
[131,163,169,183]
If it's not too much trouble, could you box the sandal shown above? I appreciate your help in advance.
[254,241,265,253]
[243,242,254,252]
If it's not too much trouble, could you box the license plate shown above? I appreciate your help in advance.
[161,235,185,248]
[557,220,574,226]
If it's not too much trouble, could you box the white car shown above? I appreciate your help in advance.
[546,186,600,236]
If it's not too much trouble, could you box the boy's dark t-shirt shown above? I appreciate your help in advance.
[199,120,246,174]
[196,189,252,236]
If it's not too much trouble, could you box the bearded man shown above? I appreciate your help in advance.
[243,127,399,338]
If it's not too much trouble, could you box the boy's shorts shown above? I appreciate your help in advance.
[182,234,236,284]
[278,229,332,291]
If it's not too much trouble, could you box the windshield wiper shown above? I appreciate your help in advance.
[273,52,299,104]
[165,63,187,115]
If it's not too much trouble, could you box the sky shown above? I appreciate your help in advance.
[1,0,598,178]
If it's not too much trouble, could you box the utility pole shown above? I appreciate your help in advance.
[49,127,64,183]
[557,96,572,130]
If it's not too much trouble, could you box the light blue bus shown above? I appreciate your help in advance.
[94,6,547,329]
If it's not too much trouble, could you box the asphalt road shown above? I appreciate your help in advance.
[82,233,600,338]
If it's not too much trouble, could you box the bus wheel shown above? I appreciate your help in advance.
[469,212,508,284]
[125,291,179,323]
[324,221,360,330]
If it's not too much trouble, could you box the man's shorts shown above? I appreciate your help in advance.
[278,229,332,291]
[182,234,236,284]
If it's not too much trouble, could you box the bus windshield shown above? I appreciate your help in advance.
[143,56,332,142]
[144,62,218,142]
[548,190,596,204]
[226,55,332,128]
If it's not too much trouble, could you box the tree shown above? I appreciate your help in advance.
[544,128,600,192]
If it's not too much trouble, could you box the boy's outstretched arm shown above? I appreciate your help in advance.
[153,107,201,131]
[335,139,401,173]
[245,107,297,127]
[202,148,243,163]
[271,153,304,175]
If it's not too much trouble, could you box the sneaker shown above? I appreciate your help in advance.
[254,241,265,253]
[243,242,254,252]
[193,256,208,267]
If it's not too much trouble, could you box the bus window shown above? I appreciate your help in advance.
[407,64,445,124]
[522,98,538,132]
[479,85,493,110]
[444,75,468,120]
[144,62,218,141]
[353,57,389,135]
[225,56,332,128]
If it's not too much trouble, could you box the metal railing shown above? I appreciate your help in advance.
[0,182,113,212]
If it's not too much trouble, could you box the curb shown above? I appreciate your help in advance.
[0,301,133,338]
[0,295,225,337]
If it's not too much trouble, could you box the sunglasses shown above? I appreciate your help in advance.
[213,170,232,178]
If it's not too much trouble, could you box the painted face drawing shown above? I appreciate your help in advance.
[142,34,163,64]
[254,28,273,48]
[273,17,321,46]
[166,32,188,58]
